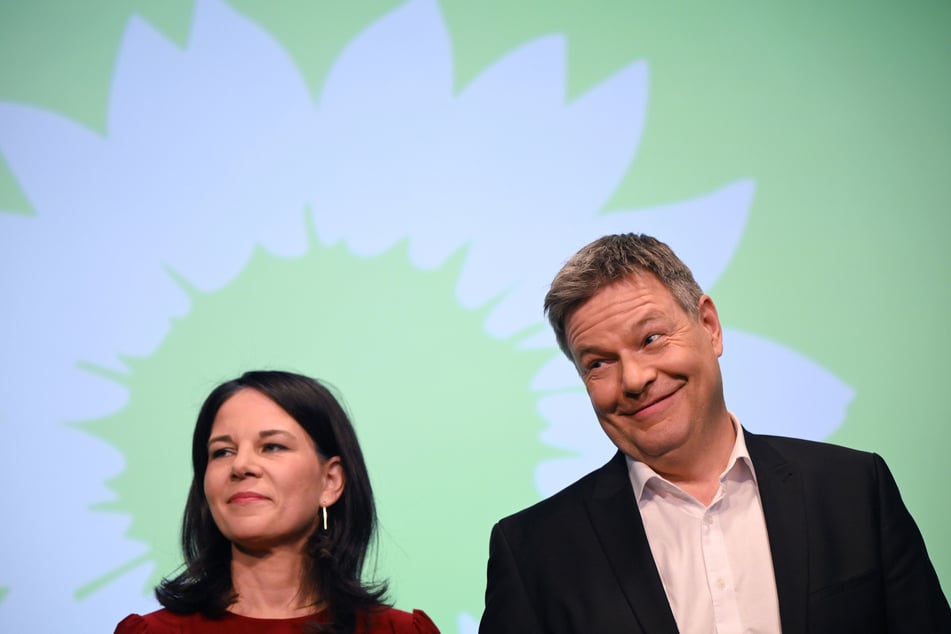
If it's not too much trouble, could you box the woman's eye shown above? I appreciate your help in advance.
[262,443,287,453]
[209,447,232,459]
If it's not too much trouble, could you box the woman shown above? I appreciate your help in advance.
[115,370,439,633]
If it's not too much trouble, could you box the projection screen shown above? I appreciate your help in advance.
[2,1,949,631]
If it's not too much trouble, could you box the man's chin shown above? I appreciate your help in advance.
[608,425,690,464]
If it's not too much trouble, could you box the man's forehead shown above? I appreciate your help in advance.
[584,270,665,301]
[564,272,683,333]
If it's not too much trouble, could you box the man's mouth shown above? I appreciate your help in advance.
[623,388,678,417]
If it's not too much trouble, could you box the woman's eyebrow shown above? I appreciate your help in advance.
[207,434,232,446]
[207,429,295,446]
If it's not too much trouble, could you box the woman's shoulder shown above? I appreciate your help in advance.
[116,606,439,633]
[114,609,193,633]
[115,608,323,633]
[365,607,440,633]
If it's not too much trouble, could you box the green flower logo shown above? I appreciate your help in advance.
[0,0,851,631]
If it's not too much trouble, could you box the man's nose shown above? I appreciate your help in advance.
[620,353,656,397]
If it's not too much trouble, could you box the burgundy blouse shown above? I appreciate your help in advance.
[114,607,440,634]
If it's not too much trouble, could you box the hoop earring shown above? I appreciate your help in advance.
[321,506,329,532]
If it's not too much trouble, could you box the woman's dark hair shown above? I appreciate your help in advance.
[156,370,388,633]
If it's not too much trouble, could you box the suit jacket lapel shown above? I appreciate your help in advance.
[746,431,809,634]
[584,452,679,634]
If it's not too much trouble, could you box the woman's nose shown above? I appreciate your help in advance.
[230,446,262,479]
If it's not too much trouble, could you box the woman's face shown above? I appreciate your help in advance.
[203,388,344,552]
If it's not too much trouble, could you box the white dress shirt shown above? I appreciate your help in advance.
[626,419,782,634]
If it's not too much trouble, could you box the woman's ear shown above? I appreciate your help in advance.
[321,456,346,506]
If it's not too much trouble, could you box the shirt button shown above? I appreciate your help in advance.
[716,578,726,590]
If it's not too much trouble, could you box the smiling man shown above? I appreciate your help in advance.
[479,234,950,633]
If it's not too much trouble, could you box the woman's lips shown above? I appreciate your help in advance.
[228,491,268,504]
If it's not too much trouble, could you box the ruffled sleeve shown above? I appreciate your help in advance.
[409,609,440,633]
[366,607,441,633]
[114,614,150,634]
[113,610,185,633]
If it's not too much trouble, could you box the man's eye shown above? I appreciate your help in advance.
[585,359,606,374]
[644,334,660,345]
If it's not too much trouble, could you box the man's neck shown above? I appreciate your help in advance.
[646,415,737,506]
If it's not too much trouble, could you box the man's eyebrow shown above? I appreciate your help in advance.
[573,344,605,359]
[633,310,666,326]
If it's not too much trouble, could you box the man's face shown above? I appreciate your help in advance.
[565,272,727,469]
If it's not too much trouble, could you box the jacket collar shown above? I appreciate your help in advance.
[583,432,809,634]
[584,451,680,634]
[744,430,808,634]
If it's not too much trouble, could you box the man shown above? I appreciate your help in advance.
[479,234,950,633]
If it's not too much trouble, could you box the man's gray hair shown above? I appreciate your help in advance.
[544,233,704,360]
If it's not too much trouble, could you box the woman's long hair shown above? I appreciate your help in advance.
[156,370,388,633]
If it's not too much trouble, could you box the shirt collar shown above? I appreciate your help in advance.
[625,413,758,501]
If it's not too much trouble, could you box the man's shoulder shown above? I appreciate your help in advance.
[745,430,881,474]
[495,452,626,532]
[748,430,872,456]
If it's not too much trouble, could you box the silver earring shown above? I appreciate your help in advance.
[321,506,328,531]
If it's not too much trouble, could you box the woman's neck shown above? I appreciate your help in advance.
[228,545,322,619]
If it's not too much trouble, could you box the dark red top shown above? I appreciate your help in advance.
[114,607,440,633]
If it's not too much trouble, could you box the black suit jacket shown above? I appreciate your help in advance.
[480,431,951,633]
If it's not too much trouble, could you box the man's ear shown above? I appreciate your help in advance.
[697,295,724,357]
